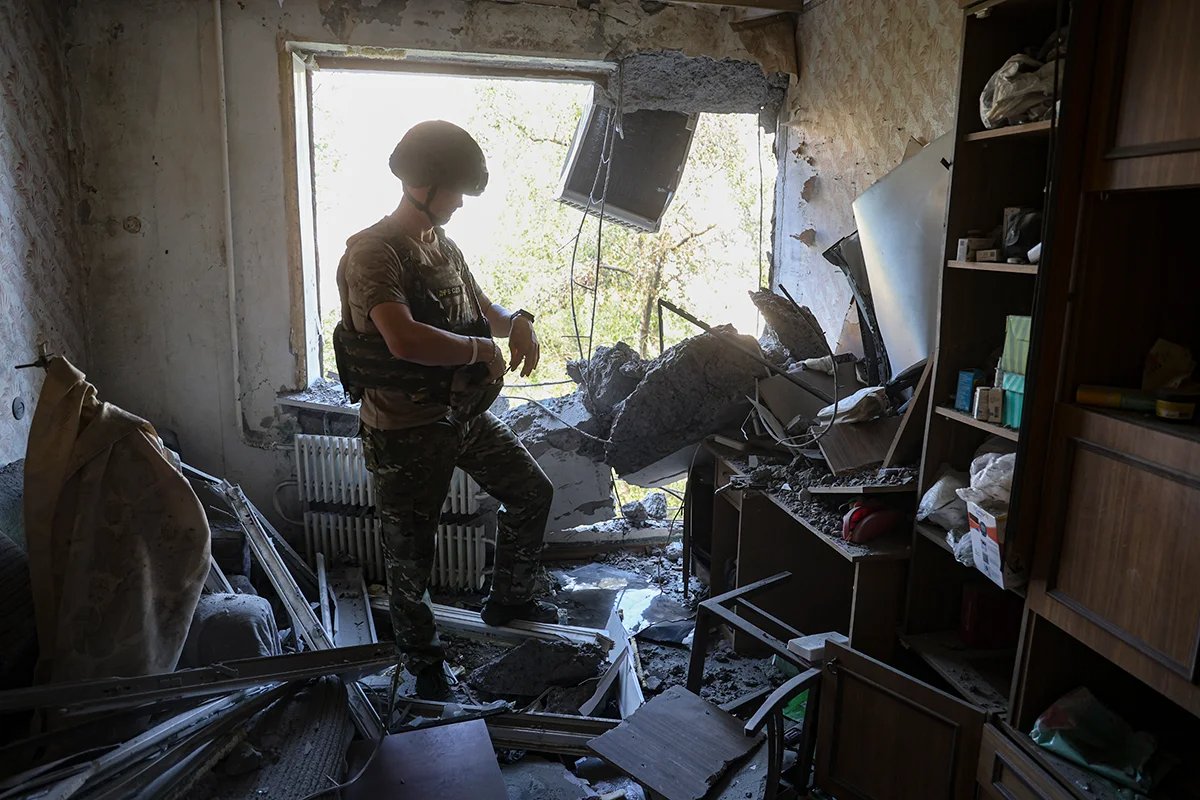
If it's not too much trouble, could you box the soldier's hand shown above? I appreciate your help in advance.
[508,317,541,378]
[484,341,507,383]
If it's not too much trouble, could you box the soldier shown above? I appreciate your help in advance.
[333,120,558,700]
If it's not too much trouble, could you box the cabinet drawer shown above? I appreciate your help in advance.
[977,724,1069,800]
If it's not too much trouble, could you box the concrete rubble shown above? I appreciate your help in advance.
[501,392,615,531]
[466,639,608,700]
[750,288,828,363]
[606,327,769,477]
[567,341,646,424]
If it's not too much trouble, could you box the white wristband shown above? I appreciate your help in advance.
[469,337,479,365]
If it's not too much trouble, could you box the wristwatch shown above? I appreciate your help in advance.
[510,309,535,326]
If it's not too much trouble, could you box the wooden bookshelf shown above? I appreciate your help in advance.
[946,259,1038,275]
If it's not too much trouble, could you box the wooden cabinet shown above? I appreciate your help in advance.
[814,643,985,800]
[976,724,1070,800]
[1027,405,1200,716]
[1084,0,1200,190]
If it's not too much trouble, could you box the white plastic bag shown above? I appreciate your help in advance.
[918,468,969,532]
[980,54,1059,129]
[957,452,1016,506]
[816,386,889,424]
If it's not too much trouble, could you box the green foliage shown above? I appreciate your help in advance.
[311,73,776,403]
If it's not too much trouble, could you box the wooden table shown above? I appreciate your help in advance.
[687,442,911,661]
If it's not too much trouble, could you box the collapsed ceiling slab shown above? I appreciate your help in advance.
[599,50,790,115]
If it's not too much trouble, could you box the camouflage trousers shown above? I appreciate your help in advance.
[360,412,553,673]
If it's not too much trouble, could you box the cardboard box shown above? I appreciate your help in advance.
[1001,315,1032,374]
[1002,372,1025,429]
[973,386,1003,422]
[966,501,1025,590]
[956,237,995,261]
[987,387,1003,423]
[974,248,1000,262]
[956,369,986,412]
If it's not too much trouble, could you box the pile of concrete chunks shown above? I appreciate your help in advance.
[500,290,855,533]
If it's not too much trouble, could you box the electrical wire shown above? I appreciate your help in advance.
[272,480,304,525]
[500,394,610,443]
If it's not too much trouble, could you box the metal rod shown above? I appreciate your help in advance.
[0,643,396,714]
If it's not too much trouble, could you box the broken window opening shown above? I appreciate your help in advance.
[298,63,778,399]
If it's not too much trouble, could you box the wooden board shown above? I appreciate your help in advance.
[816,643,985,800]
[345,719,506,800]
[883,361,933,468]
[816,416,903,475]
[588,685,763,800]
[898,631,1012,713]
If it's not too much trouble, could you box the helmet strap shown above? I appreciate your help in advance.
[403,186,440,228]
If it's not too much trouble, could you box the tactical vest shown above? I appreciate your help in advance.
[333,240,502,419]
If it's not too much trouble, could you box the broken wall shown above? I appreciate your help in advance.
[774,0,961,344]
[66,0,773,510]
[0,0,87,465]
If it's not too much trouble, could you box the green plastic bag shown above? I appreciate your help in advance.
[1030,687,1167,793]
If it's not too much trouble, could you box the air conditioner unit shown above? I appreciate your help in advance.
[558,101,698,233]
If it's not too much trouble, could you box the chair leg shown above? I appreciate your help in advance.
[685,604,711,695]
[795,684,820,792]
[764,711,782,800]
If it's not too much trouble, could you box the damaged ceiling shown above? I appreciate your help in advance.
[600,50,790,116]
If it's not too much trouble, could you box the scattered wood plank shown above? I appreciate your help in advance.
[225,483,383,739]
[588,685,763,800]
[369,598,614,652]
[815,416,903,475]
[884,360,933,468]
[344,719,506,800]
[0,643,396,715]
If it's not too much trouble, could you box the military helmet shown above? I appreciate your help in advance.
[388,120,489,196]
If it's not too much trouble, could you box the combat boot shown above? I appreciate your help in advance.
[480,599,561,626]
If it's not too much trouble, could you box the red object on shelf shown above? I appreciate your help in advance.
[841,500,904,544]
[959,583,1023,649]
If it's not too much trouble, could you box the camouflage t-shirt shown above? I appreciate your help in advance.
[336,212,484,430]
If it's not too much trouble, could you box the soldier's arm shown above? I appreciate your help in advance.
[474,285,541,378]
[370,302,498,368]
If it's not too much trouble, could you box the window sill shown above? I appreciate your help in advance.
[277,379,358,417]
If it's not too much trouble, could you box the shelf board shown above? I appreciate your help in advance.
[947,259,1038,275]
[807,481,917,497]
[1080,405,1200,446]
[935,406,1020,442]
[915,522,954,555]
[898,630,1013,714]
[961,119,1053,142]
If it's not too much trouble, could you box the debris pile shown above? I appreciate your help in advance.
[467,639,607,700]
[501,392,614,530]
[606,326,768,476]
[750,288,828,363]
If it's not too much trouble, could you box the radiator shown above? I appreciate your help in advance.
[294,434,488,590]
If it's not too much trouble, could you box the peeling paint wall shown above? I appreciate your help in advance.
[66,0,772,509]
[775,0,961,344]
[0,0,86,465]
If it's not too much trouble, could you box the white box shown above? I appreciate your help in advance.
[966,501,1024,590]
[956,237,995,261]
[787,632,849,663]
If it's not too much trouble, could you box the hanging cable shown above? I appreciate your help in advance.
[756,121,766,334]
